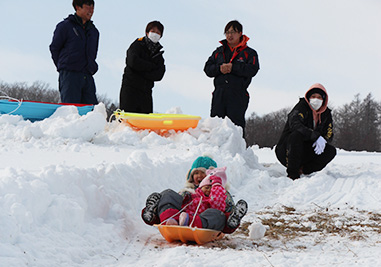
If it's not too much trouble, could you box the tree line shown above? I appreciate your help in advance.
[245,93,381,152]
[1,81,380,152]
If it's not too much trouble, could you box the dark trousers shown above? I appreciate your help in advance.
[211,86,249,135]
[275,131,336,179]
[119,85,153,114]
[59,70,98,104]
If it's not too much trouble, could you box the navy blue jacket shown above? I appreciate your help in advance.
[50,14,99,75]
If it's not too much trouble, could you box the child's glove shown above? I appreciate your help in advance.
[182,191,192,205]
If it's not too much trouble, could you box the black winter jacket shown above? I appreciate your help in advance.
[277,98,334,146]
[121,37,165,94]
[204,38,259,91]
[50,14,99,75]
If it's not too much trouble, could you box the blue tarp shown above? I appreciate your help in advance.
[0,100,94,122]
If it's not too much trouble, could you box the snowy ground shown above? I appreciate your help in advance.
[0,104,380,267]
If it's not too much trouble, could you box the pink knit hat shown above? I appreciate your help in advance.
[199,167,227,188]
[205,167,227,187]
[199,176,214,188]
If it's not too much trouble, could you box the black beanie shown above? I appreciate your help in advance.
[307,88,326,101]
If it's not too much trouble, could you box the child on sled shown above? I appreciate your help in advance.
[142,164,248,231]
[176,167,229,227]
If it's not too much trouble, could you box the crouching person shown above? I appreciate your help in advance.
[275,83,336,179]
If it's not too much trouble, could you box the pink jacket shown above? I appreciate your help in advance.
[184,185,227,215]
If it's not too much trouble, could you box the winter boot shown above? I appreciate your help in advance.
[142,192,161,224]
[227,199,248,229]
[165,218,178,225]
[179,212,190,226]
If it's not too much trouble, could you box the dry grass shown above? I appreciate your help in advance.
[239,204,381,243]
[207,204,381,251]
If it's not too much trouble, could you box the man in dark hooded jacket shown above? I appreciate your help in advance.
[119,21,165,113]
[275,83,336,179]
[49,0,99,105]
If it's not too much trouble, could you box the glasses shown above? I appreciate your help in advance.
[225,31,239,35]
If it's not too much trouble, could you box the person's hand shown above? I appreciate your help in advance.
[220,63,232,74]
[182,191,192,205]
[312,136,327,155]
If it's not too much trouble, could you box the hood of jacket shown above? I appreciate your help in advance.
[219,35,250,62]
[304,83,329,125]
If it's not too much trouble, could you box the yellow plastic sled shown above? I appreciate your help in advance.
[154,224,223,245]
[114,111,201,132]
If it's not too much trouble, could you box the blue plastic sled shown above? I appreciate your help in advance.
[0,99,94,122]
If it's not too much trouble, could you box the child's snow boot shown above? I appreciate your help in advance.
[142,192,161,224]
[227,199,248,229]
[165,218,178,225]
[179,212,190,226]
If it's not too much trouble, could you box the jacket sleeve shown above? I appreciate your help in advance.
[230,49,259,78]
[204,49,222,78]
[49,22,67,69]
[288,107,320,142]
[144,54,166,82]
[209,185,227,212]
[126,42,156,72]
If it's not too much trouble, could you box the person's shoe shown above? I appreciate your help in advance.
[227,199,248,229]
[287,174,300,180]
[165,218,178,225]
[142,192,161,224]
[179,212,189,226]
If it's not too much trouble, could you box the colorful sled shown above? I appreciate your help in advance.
[0,99,94,122]
[154,224,223,245]
[114,111,201,132]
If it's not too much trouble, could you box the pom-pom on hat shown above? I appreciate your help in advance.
[186,156,217,182]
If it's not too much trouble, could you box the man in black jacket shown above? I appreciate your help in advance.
[204,20,259,136]
[119,21,166,113]
[50,0,99,104]
[275,83,336,180]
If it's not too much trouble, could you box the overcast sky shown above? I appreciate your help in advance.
[0,0,380,118]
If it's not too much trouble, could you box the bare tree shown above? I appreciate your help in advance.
[245,107,290,148]
[333,93,381,152]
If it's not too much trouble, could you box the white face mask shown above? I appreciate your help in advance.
[148,32,161,43]
[309,98,323,110]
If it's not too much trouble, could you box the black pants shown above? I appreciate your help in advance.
[275,131,336,179]
[119,85,153,114]
[211,85,249,136]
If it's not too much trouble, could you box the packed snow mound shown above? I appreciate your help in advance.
[0,103,380,266]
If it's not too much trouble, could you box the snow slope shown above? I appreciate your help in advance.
[0,104,380,267]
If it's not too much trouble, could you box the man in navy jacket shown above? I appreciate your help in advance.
[50,0,99,104]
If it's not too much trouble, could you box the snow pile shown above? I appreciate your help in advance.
[0,104,380,266]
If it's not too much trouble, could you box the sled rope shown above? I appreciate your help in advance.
[189,196,203,227]
[0,92,23,115]
[159,200,194,225]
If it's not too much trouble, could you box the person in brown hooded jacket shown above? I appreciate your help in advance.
[275,83,336,179]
